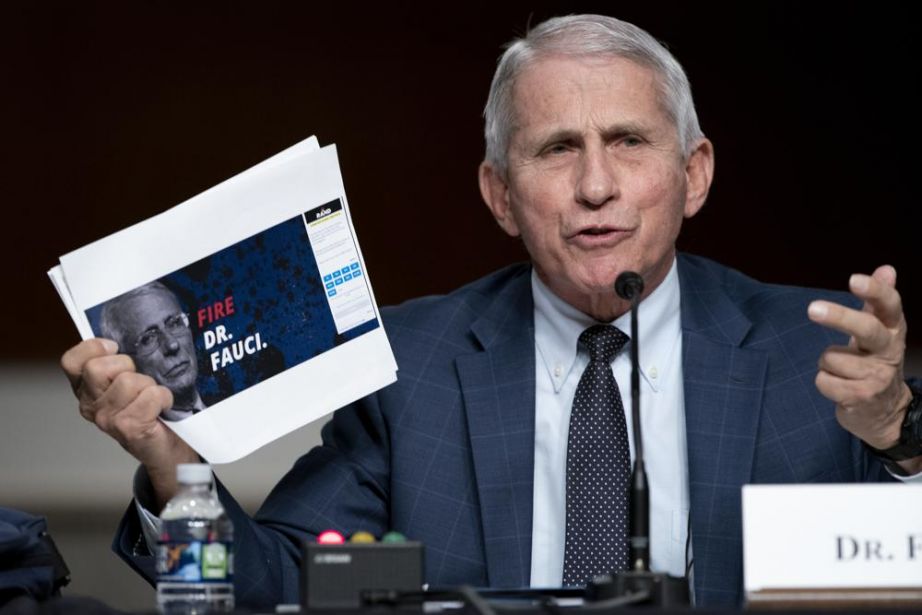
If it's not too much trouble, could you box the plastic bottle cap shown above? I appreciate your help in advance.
[349,531,376,544]
[381,531,407,543]
[317,530,345,544]
[176,463,212,485]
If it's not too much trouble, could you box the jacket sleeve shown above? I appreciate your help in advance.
[112,389,392,610]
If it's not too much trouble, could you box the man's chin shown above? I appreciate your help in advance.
[160,373,198,398]
[574,270,626,297]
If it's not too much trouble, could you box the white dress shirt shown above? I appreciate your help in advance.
[530,259,690,586]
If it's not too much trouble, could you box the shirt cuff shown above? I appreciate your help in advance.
[132,465,163,554]
[885,460,922,482]
[130,463,221,554]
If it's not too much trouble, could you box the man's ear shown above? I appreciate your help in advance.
[683,137,715,219]
[479,161,521,237]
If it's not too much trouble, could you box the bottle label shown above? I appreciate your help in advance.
[157,540,233,583]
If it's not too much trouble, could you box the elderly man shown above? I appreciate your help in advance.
[96,281,205,421]
[62,14,920,608]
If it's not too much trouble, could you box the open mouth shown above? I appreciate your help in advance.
[574,223,629,235]
[580,227,615,235]
[570,225,633,246]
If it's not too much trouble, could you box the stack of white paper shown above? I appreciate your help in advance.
[49,137,397,463]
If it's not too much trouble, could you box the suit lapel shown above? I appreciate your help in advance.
[678,256,767,604]
[456,268,535,588]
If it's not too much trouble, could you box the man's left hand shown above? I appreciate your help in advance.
[808,265,920,473]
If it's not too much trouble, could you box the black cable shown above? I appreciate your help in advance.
[458,585,498,615]
[536,595,564,615]
[577,590,652,610]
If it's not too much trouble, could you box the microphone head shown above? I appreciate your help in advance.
[615,271,644,301]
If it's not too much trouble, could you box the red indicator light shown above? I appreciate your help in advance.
[317,530,345,544]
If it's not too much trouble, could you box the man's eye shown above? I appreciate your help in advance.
[165,313,189,331]
[542,142,573,156]
[137,331,159,349]
[621,136,643,147]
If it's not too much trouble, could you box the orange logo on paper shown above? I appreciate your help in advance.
[165,544,187,570]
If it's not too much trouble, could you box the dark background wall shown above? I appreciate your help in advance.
[2,4,919,609]
[5,2,920,358]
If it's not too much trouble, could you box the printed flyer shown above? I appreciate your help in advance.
[49,137,397,462]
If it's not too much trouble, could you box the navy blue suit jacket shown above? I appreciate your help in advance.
[115,254,892,607]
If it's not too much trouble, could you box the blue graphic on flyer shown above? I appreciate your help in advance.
[84,201,379,407]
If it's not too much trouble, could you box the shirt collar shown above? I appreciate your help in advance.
[532,259,682,394]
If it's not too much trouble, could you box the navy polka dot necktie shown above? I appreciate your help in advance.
[562,324,631,587]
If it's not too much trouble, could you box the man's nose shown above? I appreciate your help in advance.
[161,333,181,355]
[575,145,618,208]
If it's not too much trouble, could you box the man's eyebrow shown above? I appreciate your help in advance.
[530,121,654,151]
[531,129,583,150]
[599,121,650,140]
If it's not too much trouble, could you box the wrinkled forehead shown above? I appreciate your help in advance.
[115,289,182,336]
[509,52,674,135]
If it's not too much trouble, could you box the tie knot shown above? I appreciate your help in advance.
[579,324,629,363]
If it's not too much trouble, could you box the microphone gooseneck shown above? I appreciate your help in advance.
[614,271,649,572]
[586,273,688,607]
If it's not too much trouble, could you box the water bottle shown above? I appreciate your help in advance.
[156,463,234,614]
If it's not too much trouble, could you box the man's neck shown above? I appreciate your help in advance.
[582,293,632,323]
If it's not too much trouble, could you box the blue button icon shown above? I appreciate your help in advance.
[323,274,332,282]
[327,289,336,297]
[333,270,341,278]
[340,266,350,275]
[325,282,334,289]
[353,270,362,278]
[350,263,360,270]
[344,273,353,281]
[334,278,343,286]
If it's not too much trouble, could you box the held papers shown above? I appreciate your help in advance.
[49,137,397,463]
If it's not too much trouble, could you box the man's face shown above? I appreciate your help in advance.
[116,290,198,398]
[480,55,713,318]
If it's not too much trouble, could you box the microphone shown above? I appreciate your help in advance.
[615,271,644,302]
[614,271,649,572]
[585,271,689,607]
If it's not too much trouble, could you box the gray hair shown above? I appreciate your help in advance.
[98,281,176,349]
[483,14,704,176]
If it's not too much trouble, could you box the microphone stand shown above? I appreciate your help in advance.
[585,272,690,608]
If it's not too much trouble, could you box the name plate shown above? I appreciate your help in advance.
[743,484,922,605]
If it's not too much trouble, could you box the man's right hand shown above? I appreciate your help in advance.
[61,338,200,509]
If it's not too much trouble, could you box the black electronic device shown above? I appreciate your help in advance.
[301,540,424,609]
